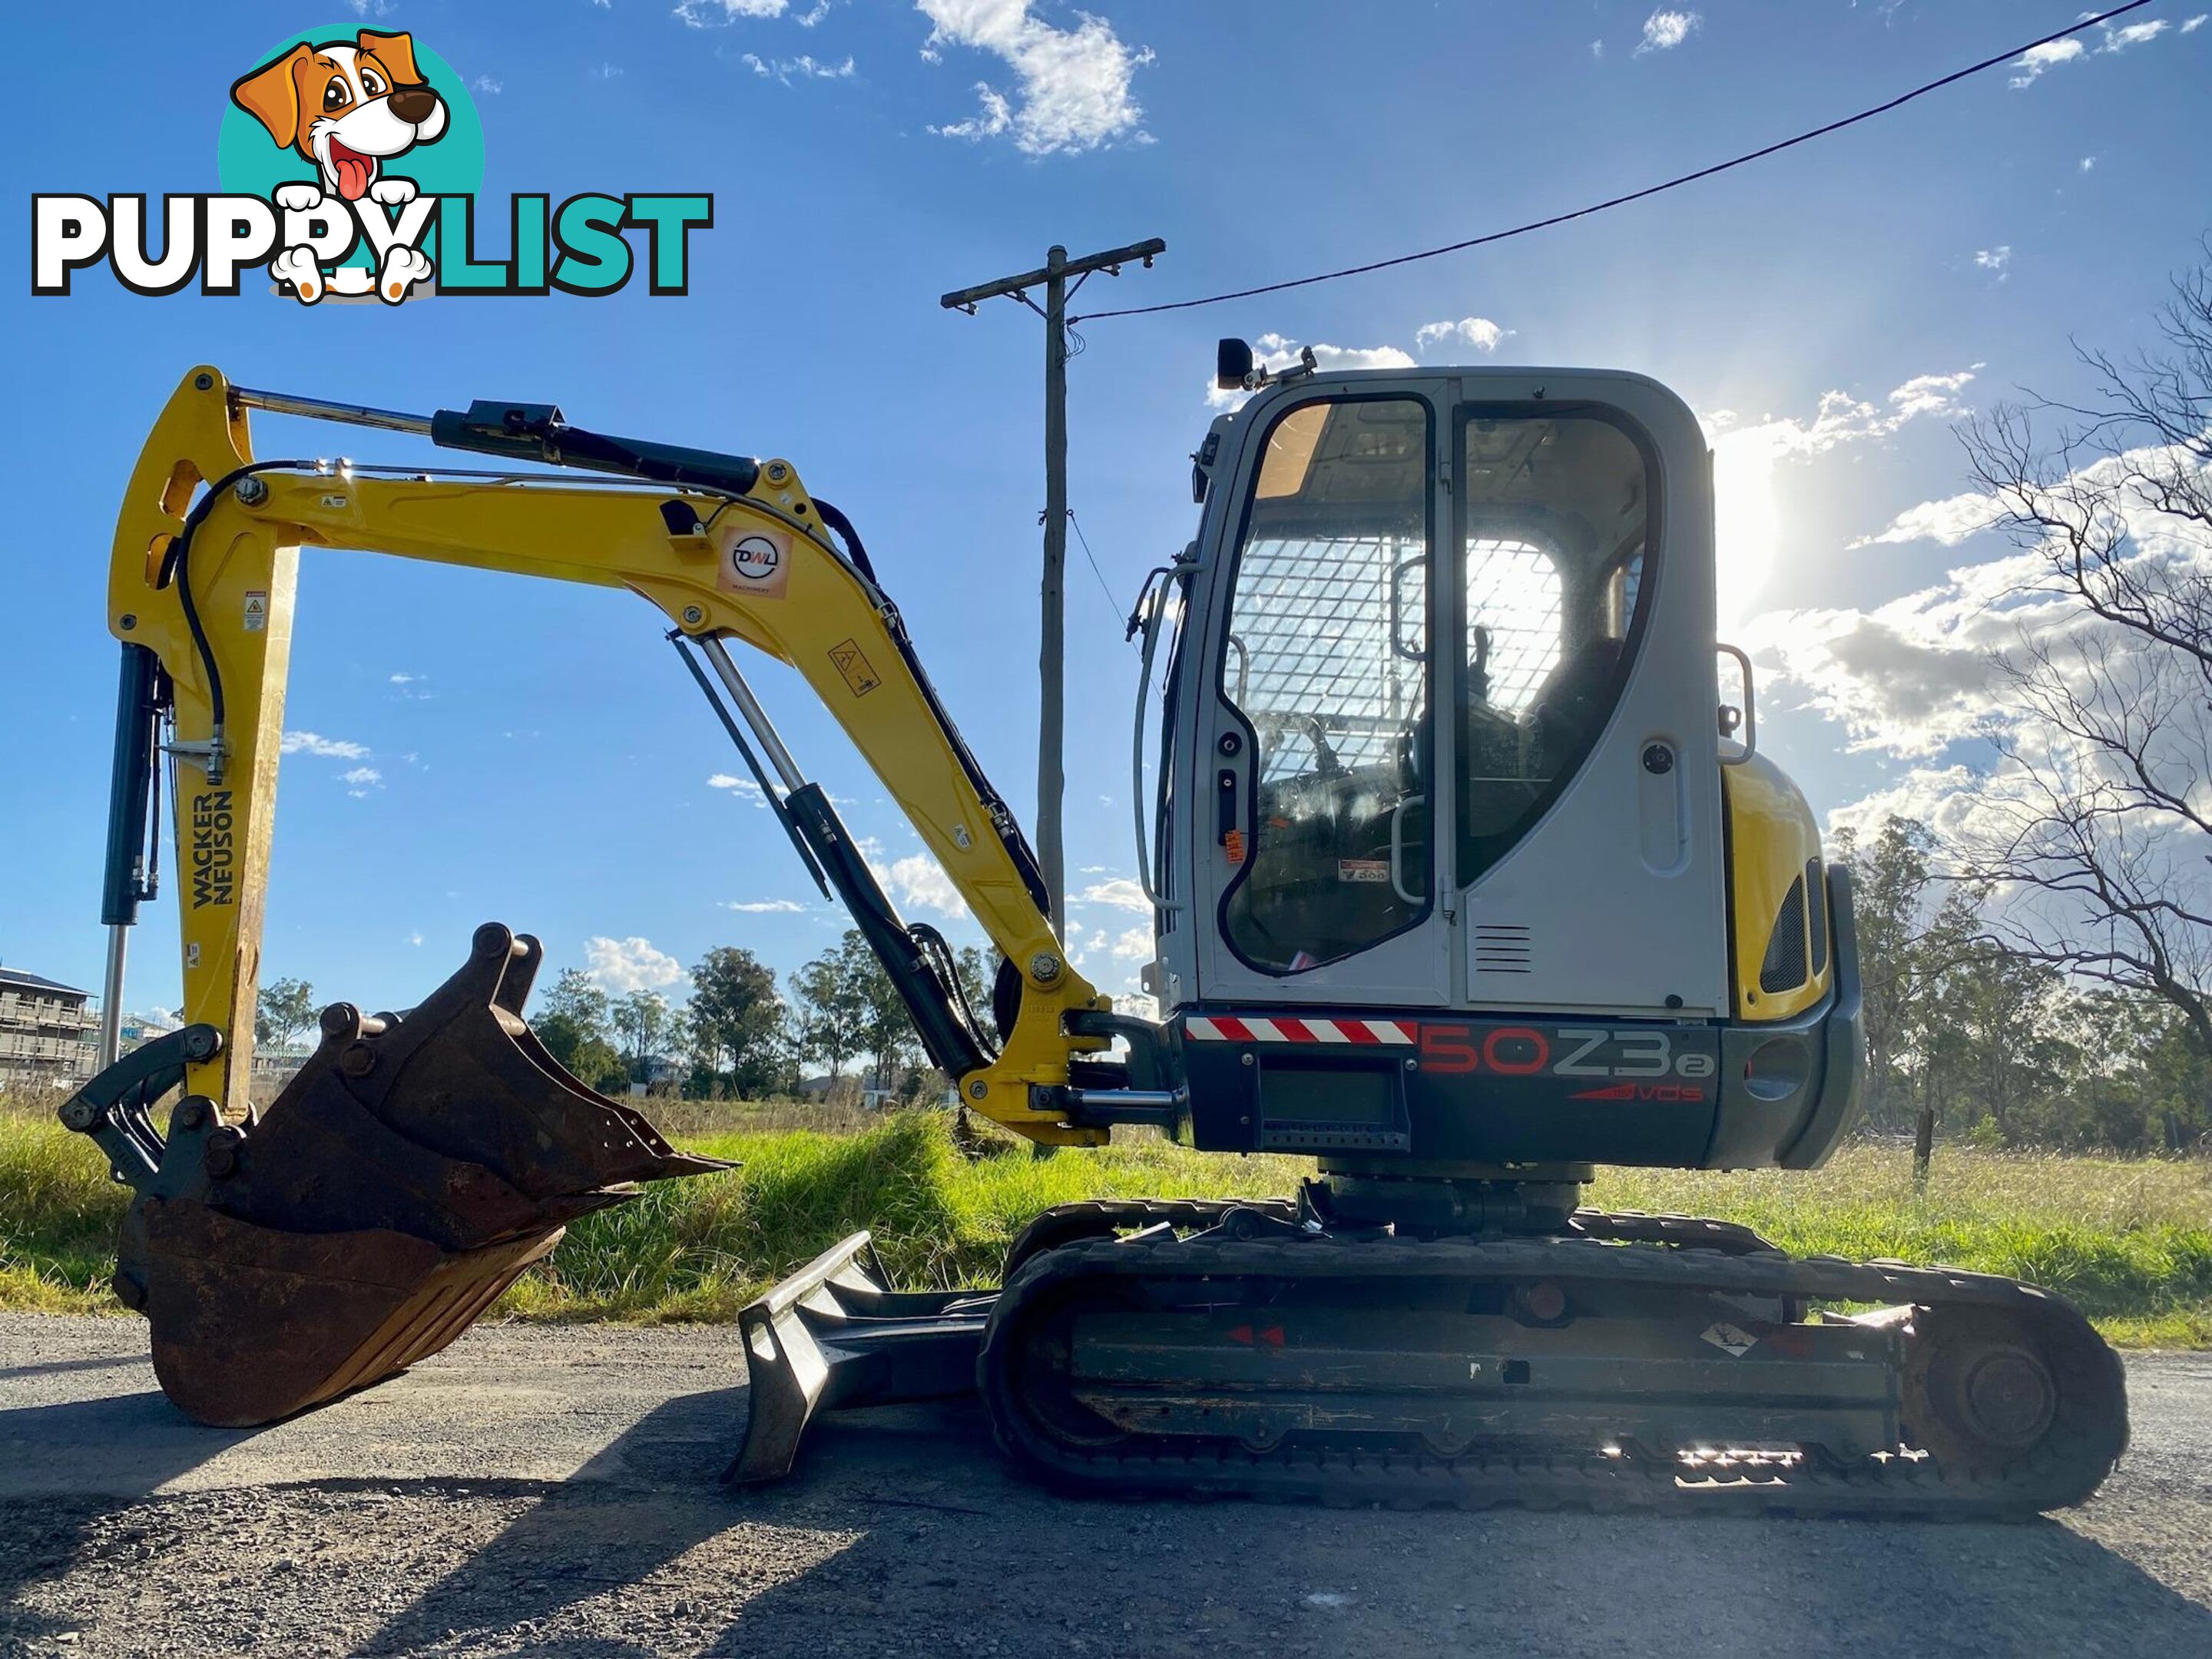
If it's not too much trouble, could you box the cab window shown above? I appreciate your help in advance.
[1217,396,1432,973]
[1457,410,1654,884]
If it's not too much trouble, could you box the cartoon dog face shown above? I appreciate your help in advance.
[231,30,449,202]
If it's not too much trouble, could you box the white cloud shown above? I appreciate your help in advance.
[470,76,504,95]
[339,766,382,787]
[1754,437,2212,762]
[934,84,1012,139]
[1414,316,1510,354]
[919,0,1153,154]
[2011,19,2180,88]
[886,853,968,918]
[584,935,685,993]
[281,730,369,759]
[742,51,856,81]
[1704,368,1978,623]
[1590,38,1605,58]
[1886,369,1978,418]
[1108,926,1152,962]
[2079,155,2097,173]
[593,62,625,79]
[708,773,768,808]
[677,0,794,22]
[406,930,425,947]
[1205,333,1417,409]
[2100,19,2169,51]
[1850,489,2001,549]
[1975,246,2012,275]
[1635,9,1700,55]
[1826,763,1988,846]
[2009,38,2084,86]
[2186,15,2208,35]
[388,672,419,684]
[723,898,807,913]
[1741,605,2004,758]
[1078,877,1150,912]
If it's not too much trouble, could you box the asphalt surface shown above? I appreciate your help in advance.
[0,1314,2205,1658]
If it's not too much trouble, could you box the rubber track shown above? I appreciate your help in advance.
[977,1217,2129,1518]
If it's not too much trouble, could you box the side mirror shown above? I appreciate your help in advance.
[1216,338,1254,392]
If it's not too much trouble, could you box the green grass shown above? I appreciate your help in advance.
[5,1094,2208,1346]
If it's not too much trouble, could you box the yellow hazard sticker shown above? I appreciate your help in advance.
[828,637,881,697]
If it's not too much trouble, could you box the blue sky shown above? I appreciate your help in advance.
[3,0,2209,1022]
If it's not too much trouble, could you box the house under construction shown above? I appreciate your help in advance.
[0,966,98,1087]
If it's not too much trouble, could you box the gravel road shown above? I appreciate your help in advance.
[0,1314,2205,1657]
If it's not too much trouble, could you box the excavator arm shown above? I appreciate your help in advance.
[101,364,1111,1147]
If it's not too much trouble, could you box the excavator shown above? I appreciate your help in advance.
[61,355,2127,1515]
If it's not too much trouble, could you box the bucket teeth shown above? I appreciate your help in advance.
[88,924,730,1428]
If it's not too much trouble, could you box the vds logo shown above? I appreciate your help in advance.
[32,26,712,305]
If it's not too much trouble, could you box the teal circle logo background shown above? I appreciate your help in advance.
[217,28,484,270]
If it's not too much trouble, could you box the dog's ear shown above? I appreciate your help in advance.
[230,44,310,147]
[358,28,425,87]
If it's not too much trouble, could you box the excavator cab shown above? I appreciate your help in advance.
[1132,363,1858,1179]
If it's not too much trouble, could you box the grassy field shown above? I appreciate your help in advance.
[4,1091,2207,1346]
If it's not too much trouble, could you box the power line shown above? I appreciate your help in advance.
[1071,0,2155,324]
[1063,508,1134,648]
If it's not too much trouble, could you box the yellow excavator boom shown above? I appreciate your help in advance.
[108,365,1105,1144]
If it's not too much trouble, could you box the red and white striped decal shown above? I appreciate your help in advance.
[1184,1014,1416,1046]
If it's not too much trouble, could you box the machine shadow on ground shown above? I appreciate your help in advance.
[356,1386,2212,1659]
[0,1357,269,1645]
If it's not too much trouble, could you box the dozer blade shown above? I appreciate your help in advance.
[726,1231,992,1485]
[71,924,730,1428]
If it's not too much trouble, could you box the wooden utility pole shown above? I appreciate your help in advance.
[941,236,1164,931]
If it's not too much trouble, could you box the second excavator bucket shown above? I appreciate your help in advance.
[64,924,728,1429]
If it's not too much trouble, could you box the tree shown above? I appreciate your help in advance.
[790,952,862,1080]
[254,976,319,1052]
[688,946,785,1097]
[613,989,671,1082]
[531,967,624,1092]
[954,945,998,1040]
[538,967,610,1034]
[839,930,919,1092]
[790,930,922,1093]
[1948,242,2212,1058]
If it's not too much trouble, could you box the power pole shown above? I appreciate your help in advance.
[941,236,1164,932]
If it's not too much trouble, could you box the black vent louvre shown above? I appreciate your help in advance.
[1473,923,1533,975]
[1760,876,1809,995]
[1806,858,1829,975]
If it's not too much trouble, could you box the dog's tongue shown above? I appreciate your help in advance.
[330,143,375,202]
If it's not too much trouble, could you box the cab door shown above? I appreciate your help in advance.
[1172,370,1727,1022]
[1444,375,1727,1017]
[1183,382,1454,1009]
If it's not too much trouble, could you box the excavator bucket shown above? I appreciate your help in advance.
[65,924,728,1429]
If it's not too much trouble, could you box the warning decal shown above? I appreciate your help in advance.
[1337,859,1389,883]
[1700,1323,1758,1357]
[243,591,268,632]
[716,527,791,598]
[828,638,882,697]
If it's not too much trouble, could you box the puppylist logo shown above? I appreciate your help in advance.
[32,26,712,304]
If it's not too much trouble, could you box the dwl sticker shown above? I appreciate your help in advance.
[717,528,790,598]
